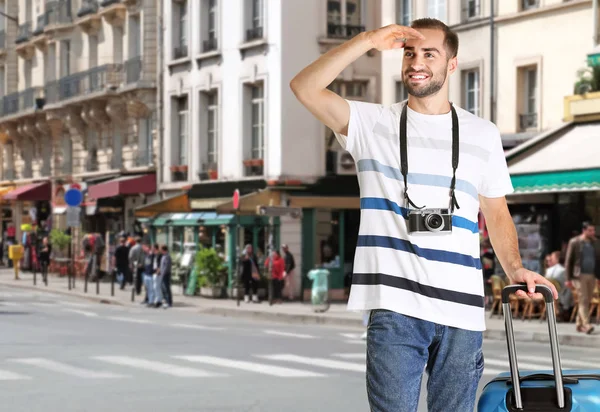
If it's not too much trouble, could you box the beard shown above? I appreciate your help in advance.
[403,68,447,98]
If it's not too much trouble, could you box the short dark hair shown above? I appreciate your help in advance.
[410,18,459,59]
[583,221,594,230]
[161,245,168,252]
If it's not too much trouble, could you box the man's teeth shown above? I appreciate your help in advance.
[410,75,427,79]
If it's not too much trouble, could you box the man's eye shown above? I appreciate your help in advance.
[405,52,413,57]
[425,53,434,58]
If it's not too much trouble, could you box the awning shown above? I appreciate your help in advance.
[151,212,235,226]
[215,189,281,214]
[0,185,16,199]
[3,181,51,201]
[511,168,600,194]
[134,192,190,218]
[88,173,156,200]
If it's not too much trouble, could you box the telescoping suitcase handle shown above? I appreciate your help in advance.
[502,284,565,410]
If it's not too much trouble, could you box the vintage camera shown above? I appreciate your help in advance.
[407,208,453,234]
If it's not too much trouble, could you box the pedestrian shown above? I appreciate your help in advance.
[39,236,51,284]
[161,246,173,308]
[290,18,558,412]
[282,244,296,300]
[264,249,285,304]
[156,245,171,309]
[564,222,600,334]
[239,244,260,303]
[129,236,144,295]
[113,237,129,290]
[142,244,155,307]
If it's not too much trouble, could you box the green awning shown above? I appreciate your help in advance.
[150,212,234,226]
[511,168,600,194]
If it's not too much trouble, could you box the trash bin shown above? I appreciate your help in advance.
[307,267,330,313]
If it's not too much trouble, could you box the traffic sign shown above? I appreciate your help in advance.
[64,188,82,207]
[66,206,81,227]
[233,189,240,210]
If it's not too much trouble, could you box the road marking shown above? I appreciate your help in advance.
[343,340,365,345]
[332,353,365,360]
[482,367,506,376]
[258,354,365,372]
[263,330,316,339]
[0,302,20,307]
[174,356,326,378]
[93,356,223,377]
[172,323,225,331]
[495,355,600,370]
[0,370,31,380]
[339,333,363,340]
[62,309,98,317]
[62,301,93,308]
[484,358,548,371]
[11,358,125,379]
[107,316,152,324]
[31,302,56,307]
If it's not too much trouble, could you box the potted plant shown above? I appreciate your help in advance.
[195,247,226,298]
[49,229,71,276]
[574,62,600,95]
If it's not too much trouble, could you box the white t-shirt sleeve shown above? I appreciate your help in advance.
[333,99,384,159]
[479,126,514,198]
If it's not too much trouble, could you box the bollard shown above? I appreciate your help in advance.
[111,270,115,297]
[96,271,100,295]
[33,269,36,286]
[131,286,135,302]
[68,269,71,290]
[84,270,88,293]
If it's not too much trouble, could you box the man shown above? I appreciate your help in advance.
[156,245,171,309]
[282,244,296,300]
[545,250,566,287]
[565,222,600,334]
[290,18,557,412]
[239,244,260,303]
[113,237,130,290]
[128,236,144,295]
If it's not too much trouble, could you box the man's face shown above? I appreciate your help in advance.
[402,28,456,98]
[584,226,596,239]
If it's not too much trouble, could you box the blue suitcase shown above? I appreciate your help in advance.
[477,284,600,411]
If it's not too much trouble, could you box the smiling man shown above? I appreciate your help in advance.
[289,18,557,412]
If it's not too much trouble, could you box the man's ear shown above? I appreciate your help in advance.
[447,56,458,75]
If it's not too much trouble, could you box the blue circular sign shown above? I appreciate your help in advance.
[64,189,83,207]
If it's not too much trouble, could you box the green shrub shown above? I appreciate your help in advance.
[195,248,226,287]
[49,229,71,252]
[574,62,600,95]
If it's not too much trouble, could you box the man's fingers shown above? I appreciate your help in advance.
[393,27,425,40]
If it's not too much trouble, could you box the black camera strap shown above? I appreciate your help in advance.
[399,102,460,213]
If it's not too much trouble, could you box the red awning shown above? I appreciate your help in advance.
[88,174,156,200]
[3,181,51,201]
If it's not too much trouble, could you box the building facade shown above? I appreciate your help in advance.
[0,0,159,242]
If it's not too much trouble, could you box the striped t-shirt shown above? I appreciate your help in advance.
[335,100,514,332]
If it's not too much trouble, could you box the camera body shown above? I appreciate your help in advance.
[407,208,453,234]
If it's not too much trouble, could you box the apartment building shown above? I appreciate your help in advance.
[144,0,384,300]
[386,0,598,149]
[0,0,158,239]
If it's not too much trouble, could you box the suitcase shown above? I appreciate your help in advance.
[477,284,600,411]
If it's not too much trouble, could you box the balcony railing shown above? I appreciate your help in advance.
[0,30,5,49]
[15,22,32,44]
[44,64,122,104]
[461,2,481,20]
[3,169,15,181]
[327,23,365,39]
[246,26,263,42]
[62,161,73,175]
[203,37,218,53]
[77,0,99,18]
[135,148,154,167]
[1,88,40,116]
[100,0,120,6]
[521,0,539,10]
[33,14,49,36]
[173,45,188,59]
[519,112,538,130]
[45,0,73,27]
[125,56,142,83]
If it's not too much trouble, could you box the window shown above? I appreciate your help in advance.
[250,84,264,160]
[0,66,5,98]
[206,92,218,165]
[463,69,480,117]
[202,0,218,52]
[60,40,70,77]
[87,130,99,172]
[395,81,408,102]
[519,66,537,129]
[463,0,480,20]
[327,0,364,39]
[397,0,411,26]
[427,0,446,22]
[129,15,141,58]
[137,113,154,166]
[62,135,72,174]
[521,0,539,11]
[89,35,98,68]
[328,80,367,100]
[24,59,32,89]
[177,96,188,165]
[245,0,263,41]
[173,0,188,58]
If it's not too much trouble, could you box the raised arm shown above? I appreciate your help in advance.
[289,25,424,136]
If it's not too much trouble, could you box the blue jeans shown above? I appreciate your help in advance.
[144,274,154,304]
[366,310,484,412]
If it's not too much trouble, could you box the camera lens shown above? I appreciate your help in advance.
[425,213,444,232]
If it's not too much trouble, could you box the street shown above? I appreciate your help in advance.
[1,288,600,412]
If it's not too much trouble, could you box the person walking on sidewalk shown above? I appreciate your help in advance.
[264,249,285,304]
[129,236,144,295]
[39,236,51,285]
[113,237,130,290]
[565,222,600,334]
[155,245,171,309]
[142,244,155,307]
[282,244,296,301]
[240,244,260,303]
[290,18,558,412]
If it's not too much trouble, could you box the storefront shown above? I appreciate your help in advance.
[504,120,600,271]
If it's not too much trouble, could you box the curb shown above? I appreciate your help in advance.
[0,281,125,306]
[200,306,365,327]
[483,329,600,349]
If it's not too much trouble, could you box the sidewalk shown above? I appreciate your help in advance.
[1,268,599,348]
